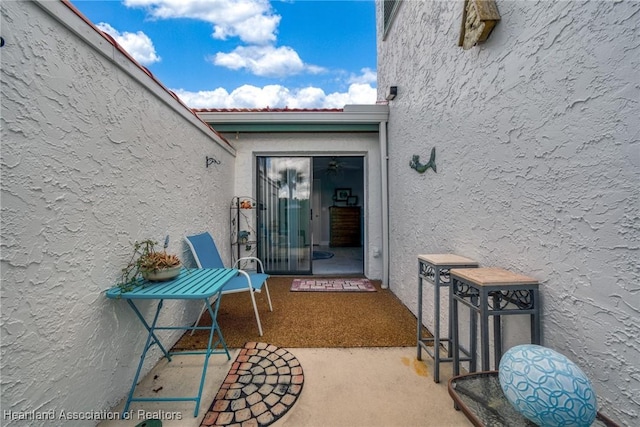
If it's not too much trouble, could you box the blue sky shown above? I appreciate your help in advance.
[71,0,378,109]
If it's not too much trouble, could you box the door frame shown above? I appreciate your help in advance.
[256,156,313,275]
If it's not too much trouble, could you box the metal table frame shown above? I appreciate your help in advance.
[448,371,619,427]
[417,254,478,383]
[105,268,238,417]
[451,267,541,376]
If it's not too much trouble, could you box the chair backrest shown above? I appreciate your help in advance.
[185,232,225,269]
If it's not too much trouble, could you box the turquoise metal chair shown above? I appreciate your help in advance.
[185,232,273,336]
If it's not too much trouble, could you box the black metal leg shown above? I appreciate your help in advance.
[434,271,441,383]
[493,294,502,369]
[452,282,460,376]
[417,274,423,361]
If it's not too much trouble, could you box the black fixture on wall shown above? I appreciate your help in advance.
[206,156,221,168]
[386,86,397,101]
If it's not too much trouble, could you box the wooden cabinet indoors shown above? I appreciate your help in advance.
[329,206,361,247]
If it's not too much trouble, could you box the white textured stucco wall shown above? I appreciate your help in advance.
[377,0,639,424]
[1,2,235,425]
[228,132,384,280]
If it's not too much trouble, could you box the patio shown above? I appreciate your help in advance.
[98,347,471,427]
[97,276,474,426]
[2,2,636,426]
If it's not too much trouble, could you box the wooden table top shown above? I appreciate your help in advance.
[450,267,538,286]
[418,254,478,266]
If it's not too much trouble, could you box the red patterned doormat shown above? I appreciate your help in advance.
[290,278,376,292]
[200,342,303,427]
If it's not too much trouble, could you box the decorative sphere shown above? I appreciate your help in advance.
[498,344,597,427]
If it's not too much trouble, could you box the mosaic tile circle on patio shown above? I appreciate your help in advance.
[200,342,303,427]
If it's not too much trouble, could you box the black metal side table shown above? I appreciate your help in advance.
[417,254,478,383]
[450,267,541,376]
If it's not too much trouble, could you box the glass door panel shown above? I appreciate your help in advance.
[257,157,312,274]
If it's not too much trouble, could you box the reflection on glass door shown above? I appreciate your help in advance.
[257,157,312,274]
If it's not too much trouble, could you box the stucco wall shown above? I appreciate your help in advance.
[1,1,235,425]
[377,0,639,424]
[228,132,384,279]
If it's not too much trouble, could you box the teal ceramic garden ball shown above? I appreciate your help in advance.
[498,344,597,427]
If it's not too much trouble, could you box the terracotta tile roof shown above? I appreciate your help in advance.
[59,0,230,146]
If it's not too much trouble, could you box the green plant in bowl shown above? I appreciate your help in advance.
[117,237,181,293]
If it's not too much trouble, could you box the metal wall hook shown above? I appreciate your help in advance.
[206,156,221,168]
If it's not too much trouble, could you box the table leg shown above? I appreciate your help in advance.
[417,273,423,361]
[205,295,230,360]
[470,302,477,373]
[479,290,490,372]
[433,271,441,383]
[493,313,503,370]
[122,300,166,417]
[447,273,454,359]
[193,290,230,417]
[452,282,460,377]
[493,293,503,370]
[531,289,541,345]
[127,300,171,360]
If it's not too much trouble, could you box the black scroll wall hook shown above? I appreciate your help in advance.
[206,156,221,168]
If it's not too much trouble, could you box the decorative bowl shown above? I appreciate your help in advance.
[142,265,181,282]
[498,344,597,427]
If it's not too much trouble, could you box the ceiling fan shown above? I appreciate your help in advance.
[324,157,360,175]
[326,157,344,175]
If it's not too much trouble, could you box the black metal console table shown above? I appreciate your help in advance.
[417,254,478,382]
[450,267,541,375]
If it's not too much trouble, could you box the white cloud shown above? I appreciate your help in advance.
[173,85,289,109]
[348,67,377,85]
[231,84,291,108]
[172,87,232,108]
[96,23,161,65]
[287,87,327,109]
[219,12,280,45]
[121,0,324,79]
[211,45,325,78]
[324,83,378,108]
[173,82,377,109]
[123,0,279,45]
[118,0,342,81]
[99,1,379,107]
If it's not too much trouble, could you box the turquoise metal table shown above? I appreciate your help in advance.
[105,268,238,417]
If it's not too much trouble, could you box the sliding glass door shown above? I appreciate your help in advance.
[257,157,312,274]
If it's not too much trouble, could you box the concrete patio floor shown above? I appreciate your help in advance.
[98,347,472,427]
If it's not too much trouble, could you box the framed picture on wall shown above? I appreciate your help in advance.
[335,188,351,201]
[346,195,358,206]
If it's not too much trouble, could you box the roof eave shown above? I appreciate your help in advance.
[196,104,390,125]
